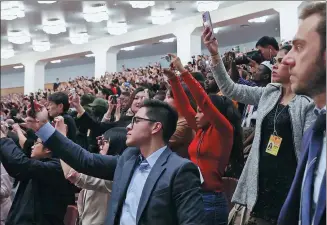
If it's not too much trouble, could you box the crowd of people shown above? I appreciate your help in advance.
[0,2,325,225]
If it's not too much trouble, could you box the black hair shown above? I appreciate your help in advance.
[256,36,279,51]
[208,95,244,178]
[48,92,70,112]
[141,99,178,143]
[103,127,127,155]
[127,87,155,111]
[280,44,292,53]
[101,88,114,100]
[121,91,131,97]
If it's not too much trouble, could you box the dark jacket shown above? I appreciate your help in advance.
[43,130,206,225]
[278,122,326,225]
[62,113,77,143]
[76,112,132,152]
[0,138,75,225]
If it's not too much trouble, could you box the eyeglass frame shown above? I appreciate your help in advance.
[130,116,159,129]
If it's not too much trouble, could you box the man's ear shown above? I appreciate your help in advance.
[151,122,163,135]
[43,148,51,155]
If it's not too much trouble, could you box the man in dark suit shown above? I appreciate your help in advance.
[278,2,326,225]
[27,99,205,225]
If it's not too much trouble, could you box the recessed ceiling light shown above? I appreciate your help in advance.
[248,16,269,23]
[38,1,57,4]
[85,53,95,57]
[50,59,61,63]
[13,65,24,69]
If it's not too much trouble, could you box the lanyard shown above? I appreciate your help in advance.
[273,104,287,136]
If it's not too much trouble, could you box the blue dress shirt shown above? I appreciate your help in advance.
[120,146,167,225]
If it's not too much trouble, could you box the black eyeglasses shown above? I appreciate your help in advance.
[130,116,157,128]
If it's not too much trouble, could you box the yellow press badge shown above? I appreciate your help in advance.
[265,135,283,156]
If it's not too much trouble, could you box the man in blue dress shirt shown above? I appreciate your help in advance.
[26,99,205,225]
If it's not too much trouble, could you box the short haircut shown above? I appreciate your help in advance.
[101,88,114,100]
[48,92,70,112]
[141,99,178,143]
[299,2,326,51]
[121,91,131,97]
[256,36,279,51]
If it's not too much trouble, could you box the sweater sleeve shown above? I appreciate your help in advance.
[180,71,233,135]
[169,76,197,131]
[210,56,265,105]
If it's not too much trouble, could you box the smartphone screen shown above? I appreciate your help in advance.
[202,11,214,40]
[159,55,171,68]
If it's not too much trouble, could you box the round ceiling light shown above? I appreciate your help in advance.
[42,18,66,34]
[107,21,128,35]
[130,1,155,9]
[8,29,31,45]
[83,3,109,23]
[151,11,172,25]
[69,31,89,44]
[1,1,25,21]
[196,1,220,12]
[32,40,51,52]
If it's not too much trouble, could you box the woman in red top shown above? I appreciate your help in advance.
[164,54,243,225]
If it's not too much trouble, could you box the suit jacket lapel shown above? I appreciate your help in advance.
[313,173,326,225]
[117,154,139,208]
[136,148,171,224]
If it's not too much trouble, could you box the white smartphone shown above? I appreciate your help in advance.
[202,11,214,40]
[70,88,76,97]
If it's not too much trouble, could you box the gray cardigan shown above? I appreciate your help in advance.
[210,57,316,210]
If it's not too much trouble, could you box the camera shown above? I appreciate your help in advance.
[235,50,264,65]
[111,95,119,104]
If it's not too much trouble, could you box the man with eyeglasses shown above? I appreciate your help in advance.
[0,125,76,225]
[25,99,205,225]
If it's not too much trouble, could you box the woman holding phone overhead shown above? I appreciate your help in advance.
[163,54,244,225]
[202,26,315,224]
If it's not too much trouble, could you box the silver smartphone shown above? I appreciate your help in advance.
[202,11,214,40]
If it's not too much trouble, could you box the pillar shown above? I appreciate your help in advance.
[106,47,119,73]
[23,60,45,95]
[275,1,302,43]
[93,47,119,78]
[174,25,201,66]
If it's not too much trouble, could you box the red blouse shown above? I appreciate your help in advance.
[169,71,234,192]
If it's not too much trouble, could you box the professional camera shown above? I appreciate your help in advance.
[235,50,264,65]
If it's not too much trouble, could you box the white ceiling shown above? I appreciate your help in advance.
[1,0,245,55]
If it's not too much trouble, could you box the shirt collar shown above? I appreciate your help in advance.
[141,146,167,168]
[314,105,326,116]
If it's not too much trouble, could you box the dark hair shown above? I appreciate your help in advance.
[208,95,244,178]
[141,99,178,143]
[256,36,279,51]
[127,87,154,111]
[101,88,114,100]
[299,2,326,51]
[121,91,131,97]
[280,44,292,53]
[154,91,166,101]
[48,92,70,112]
[103,127,127,155]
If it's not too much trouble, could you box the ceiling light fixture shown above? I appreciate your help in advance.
[159,37,175,43]
[42,18,66,34]
[129,1,155,9]
[196,1,220,12]
[1,47,15,59]
[32,40,51,52]
[85,53,95,57]
[50,59,61,63]
[107,22,128,35]
[1,1,25,20]
[37,1,57,4]
[151,11,172,25]
[13,65,24,69]
[248,16,269,23]
[8,29,31,44]
[121,46,136,51]
[69,32,89,44]
[83,3,109,23]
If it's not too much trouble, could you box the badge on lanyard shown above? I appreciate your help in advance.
[266,134,283,156]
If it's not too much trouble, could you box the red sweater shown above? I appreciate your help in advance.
[169,71,233,192]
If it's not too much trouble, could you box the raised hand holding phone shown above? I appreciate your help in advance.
[202,11,214,41]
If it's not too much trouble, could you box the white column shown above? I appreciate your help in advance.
[106,47,119,73]
[93,49,108,79]
[23,60,45,95]
[275,1,302,43]
[174,25,201,66]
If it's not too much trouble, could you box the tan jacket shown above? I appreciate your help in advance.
[0,164,12,225]
[169,118,195,159]
[75,174,112,225]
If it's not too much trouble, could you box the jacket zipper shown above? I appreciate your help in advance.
[251,87,282,211]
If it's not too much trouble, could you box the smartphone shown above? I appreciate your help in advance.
[202,11,214,40]
[70,88,76,97]
[159,55,171,68]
